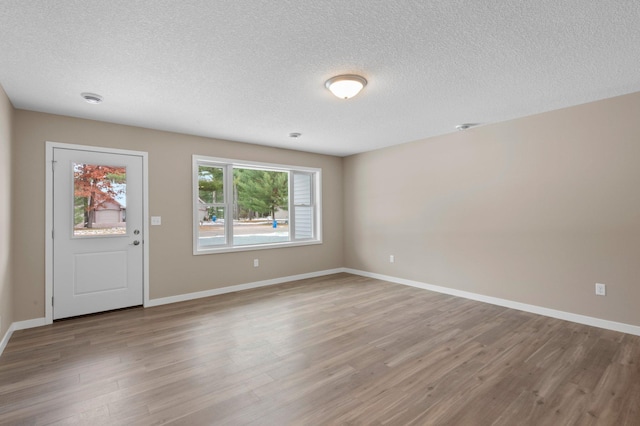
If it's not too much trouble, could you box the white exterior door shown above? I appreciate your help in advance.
[53,147,144,319]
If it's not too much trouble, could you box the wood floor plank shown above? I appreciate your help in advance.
[1,273,639,425]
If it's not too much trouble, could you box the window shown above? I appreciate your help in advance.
[193,155,321,254]
[73,163,127,236]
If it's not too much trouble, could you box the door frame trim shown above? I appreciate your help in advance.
[45,141,150,324]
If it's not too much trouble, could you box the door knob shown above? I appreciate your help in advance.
[130,240,140,246]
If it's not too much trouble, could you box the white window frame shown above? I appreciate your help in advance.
[193,155,322,254]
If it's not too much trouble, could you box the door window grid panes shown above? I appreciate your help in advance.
[73,163,127,236]
[193,156,321,254]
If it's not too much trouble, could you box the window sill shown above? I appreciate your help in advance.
[193,239,322,255]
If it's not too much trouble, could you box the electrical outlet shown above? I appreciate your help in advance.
[595,283,606,296]
[254,259,259,268]
[389,255,395,263]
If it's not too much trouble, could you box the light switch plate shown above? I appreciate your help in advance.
[151,216,161,226]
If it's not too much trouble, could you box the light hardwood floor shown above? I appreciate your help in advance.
[1,273,639,425]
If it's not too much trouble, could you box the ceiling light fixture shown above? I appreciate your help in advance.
[325,74,367,99]
[81,92,103,104]
[289,132,302,138]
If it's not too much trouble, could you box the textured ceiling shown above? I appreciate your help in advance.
[1,1,640,156]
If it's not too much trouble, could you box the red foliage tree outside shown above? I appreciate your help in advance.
[74,164,126,228]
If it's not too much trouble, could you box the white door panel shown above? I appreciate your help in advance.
[53,148,143,319]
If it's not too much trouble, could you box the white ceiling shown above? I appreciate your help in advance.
[1,1,640,157]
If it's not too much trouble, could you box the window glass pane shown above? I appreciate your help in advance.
[198,206,226,247]
[232,220,289,246]
[198,165,224,203]
[233,168,289,245]
[293,172,313,240]
[294,206,313,239]
[293,173,312,205]
[73,163,127,236]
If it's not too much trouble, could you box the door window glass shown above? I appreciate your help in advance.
[73,163,127,236]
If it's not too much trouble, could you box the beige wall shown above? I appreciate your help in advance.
[0,85,13,338]
[13,111,343,321]
[344,92,640,326]
[8,91,640,329]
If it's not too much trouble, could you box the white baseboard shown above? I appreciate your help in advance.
[0,325,13,357]
[145,268,346,307]
[0,317,47,357]
[13,317,47,330]
[344,268,640,337]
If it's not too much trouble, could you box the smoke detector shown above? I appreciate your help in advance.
[455,123,478,131]
[81,93,103,104]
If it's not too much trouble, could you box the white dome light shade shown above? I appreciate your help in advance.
[325,75,367,99]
